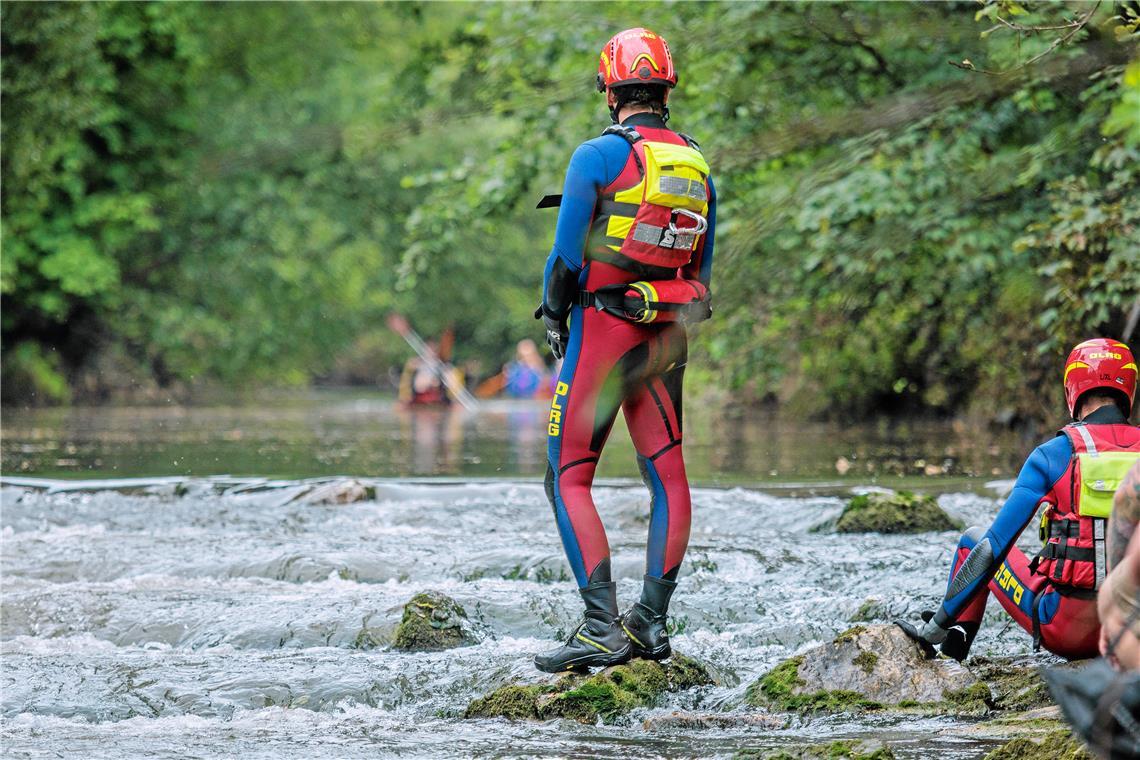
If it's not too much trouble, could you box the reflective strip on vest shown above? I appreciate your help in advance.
[658,176,707,201]
[1094,518,1107,587]
[632,223,699,250]
[1074,423,1098,456]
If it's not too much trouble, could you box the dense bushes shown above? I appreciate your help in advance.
[2,2,1136,417]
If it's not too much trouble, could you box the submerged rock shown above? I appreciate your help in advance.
[746,624,979,712]
[297,479,373,505]
[736,739,895,760]
[981,729,1091,760]
[464,654,713,723]
[643,711,786,731]
[833,491,961,534]
[391,592,475,651]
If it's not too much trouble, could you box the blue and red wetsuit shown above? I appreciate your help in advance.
[936,405,1138,658]
[542,112,716,589]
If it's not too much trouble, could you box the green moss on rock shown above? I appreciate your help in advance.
[746,656,882,713]
[853,650,878,675]
[982,730,1091,760]
[942,682,992,715]
[464,653,713,723]
[835,625,867,644]
[737,739,895,759]
[391,591,474,651]
[969,658,1055,712]
[834,491,962,534]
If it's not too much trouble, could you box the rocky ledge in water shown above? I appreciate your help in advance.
[295,479,374,505]
[981,729,1092,760]
[464,654,714,724]
[735,739,895,760]
[827,491,962,534]
[391,591,476,651]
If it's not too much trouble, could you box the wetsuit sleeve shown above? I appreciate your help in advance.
[935,436,1073,625]
[541,142,611,318]
[681,176,716,288]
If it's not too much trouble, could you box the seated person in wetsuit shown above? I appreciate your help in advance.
[899,339,1139,661]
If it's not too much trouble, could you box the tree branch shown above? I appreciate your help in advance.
[952,1,1102,76]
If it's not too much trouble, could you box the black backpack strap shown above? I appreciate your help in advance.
[677,132,701,151]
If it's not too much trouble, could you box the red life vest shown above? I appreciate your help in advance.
[1035,422,1140,590]
[586,125,711,273]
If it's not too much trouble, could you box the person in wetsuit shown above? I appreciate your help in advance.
[899,339,1140,661]
[533,27,717,673]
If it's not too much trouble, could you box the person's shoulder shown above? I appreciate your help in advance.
[1032,432,1074,460]
[578,131,631,154]
[1023,433,1074,481]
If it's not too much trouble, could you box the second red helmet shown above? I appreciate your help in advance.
[1063,338,1137,418]
[596,28,677,95]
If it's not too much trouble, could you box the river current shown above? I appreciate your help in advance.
[1,397,1062,758]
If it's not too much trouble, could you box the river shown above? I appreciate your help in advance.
[1,394,1064,758]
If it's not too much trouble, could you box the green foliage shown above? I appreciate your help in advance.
[0,342,71,404]
[2,1,1137,412]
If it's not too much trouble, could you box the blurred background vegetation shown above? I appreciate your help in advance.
[2,1,1137,420]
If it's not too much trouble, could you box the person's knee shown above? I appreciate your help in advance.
[960,525,986,548]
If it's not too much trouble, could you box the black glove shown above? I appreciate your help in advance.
[535,306,568,360]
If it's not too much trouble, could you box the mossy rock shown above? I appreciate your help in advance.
[968,657,1056,712]
[391,591,475,651]
[745,656,883,713]
[981,729,1091,760]
[746,625,979,714]
[833,491,962,534]
[464,653,713,723]
[736,739,895,760]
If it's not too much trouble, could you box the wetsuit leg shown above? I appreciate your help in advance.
[983,546,1100,659]
[623,335,690,580]
[949,527,990,627]
[546,308,641,588]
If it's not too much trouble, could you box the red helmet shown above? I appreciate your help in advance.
[1063,338,1137,418]
[596,28,677,98]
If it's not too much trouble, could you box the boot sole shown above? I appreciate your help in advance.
[533,647,632,674]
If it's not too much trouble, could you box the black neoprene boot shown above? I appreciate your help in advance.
[939,620,979,662]
[621,574,677,660]
[534,581,632,673]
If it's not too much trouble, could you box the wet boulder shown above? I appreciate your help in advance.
[464,654,714,724]
[746,624,981,713]
[392,591,476,651]
[833,491,961,534]
[297,479,373,505]
[736,739,895,760]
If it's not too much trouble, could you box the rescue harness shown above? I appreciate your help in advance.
[578,278,711,325]
[1031,421,1140,591]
